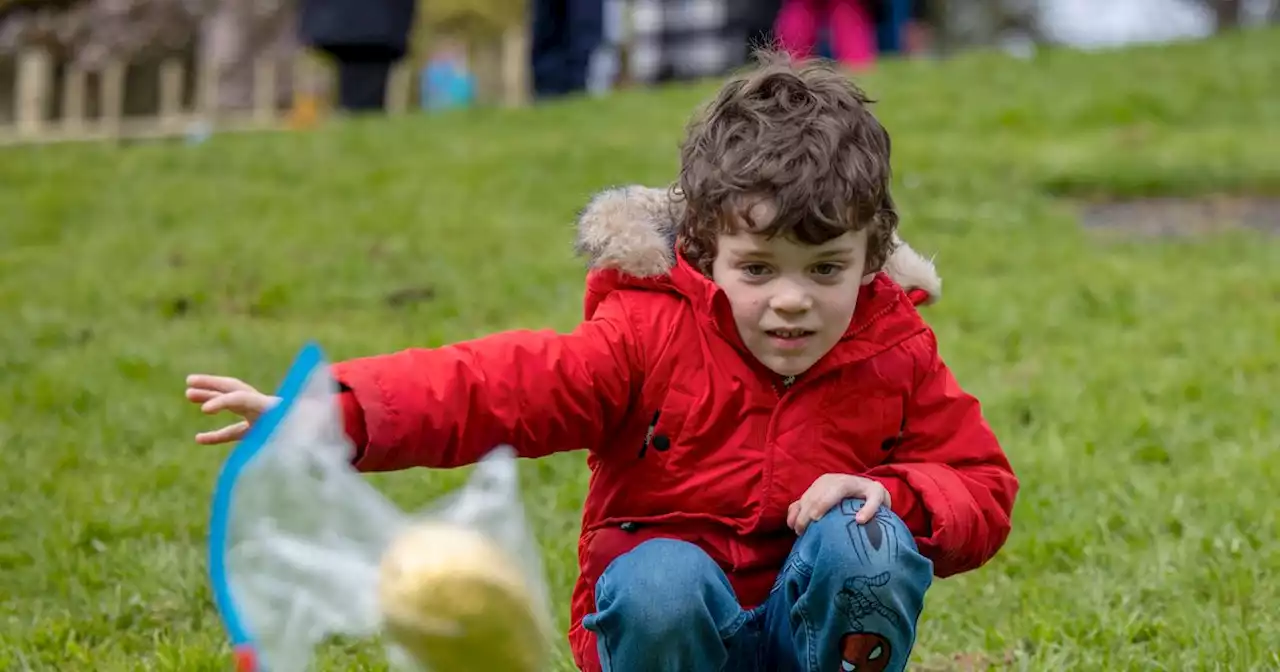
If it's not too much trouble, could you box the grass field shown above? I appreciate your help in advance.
[3,27,1279,671]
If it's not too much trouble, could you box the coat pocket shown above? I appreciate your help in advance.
[632,388,695,463]
[820,393,907,470]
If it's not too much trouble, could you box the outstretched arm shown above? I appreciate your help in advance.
[187,292,641,471]
[330,291,641,471]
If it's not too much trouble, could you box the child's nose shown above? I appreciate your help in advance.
[770,285,813,313]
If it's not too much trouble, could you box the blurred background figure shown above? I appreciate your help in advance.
[903,0,933,55]
[774,0,878,69]
[298,0,415,112]
[625,0,741,85]
[201,0,297,113]
[873,0,913,54]
[421,35,475,110]
[0,0,1272,130]
[529,0,604,99]
[737,0,785,56]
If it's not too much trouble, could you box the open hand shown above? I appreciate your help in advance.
[787,473,892,534]
[185,374,279,445]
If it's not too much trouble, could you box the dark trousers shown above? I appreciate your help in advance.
[320,45,397,112]
[530,0,604,99]
[740,0,785,52]
[336,59,394,111]
[875,0,912,53]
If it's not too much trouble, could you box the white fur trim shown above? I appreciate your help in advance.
[574,185,943,303]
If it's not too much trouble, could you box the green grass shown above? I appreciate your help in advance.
[3,26,1279,671]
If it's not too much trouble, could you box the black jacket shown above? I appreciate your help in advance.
[298,0,416,60]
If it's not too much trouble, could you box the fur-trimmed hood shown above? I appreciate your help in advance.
[573,186,943,304]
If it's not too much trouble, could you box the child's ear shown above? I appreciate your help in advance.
[860,272,876,285]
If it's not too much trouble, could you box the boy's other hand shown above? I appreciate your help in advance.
[185,374,280,445]
[787,473,892,534]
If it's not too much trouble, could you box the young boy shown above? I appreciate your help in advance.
[186,51,1018,672]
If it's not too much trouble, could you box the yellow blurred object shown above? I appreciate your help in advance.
[287,93,323,130]
[421,0,526,39]
[378,520,549,672]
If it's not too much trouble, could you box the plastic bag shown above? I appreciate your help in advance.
[206,342,555,672]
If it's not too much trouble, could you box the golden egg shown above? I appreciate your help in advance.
[377,520,549,672]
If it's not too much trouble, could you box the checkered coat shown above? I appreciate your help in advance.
[623,0,748,84]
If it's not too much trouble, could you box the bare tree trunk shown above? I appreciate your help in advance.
[982,0,1002,43]
[1210,0,1243,31]
[926,0,954,56]
[975,0,1041,41]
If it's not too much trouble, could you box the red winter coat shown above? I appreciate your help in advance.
[329,186,1018,672]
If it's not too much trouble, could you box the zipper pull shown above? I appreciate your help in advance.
[773,375,797,396]
[637,410,661,458]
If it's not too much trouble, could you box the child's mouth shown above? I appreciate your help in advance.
[767,328,814,338]
[766,328,815,348]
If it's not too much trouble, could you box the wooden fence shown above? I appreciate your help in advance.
[0,24,530,147]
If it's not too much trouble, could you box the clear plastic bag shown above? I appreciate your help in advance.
[206,343,555,672]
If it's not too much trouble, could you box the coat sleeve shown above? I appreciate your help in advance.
[327,291,641,472]
[865,329,1019,577]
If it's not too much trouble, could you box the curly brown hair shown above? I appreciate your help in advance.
[673,50,899,275]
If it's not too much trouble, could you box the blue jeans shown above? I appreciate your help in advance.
[582,498,933,671]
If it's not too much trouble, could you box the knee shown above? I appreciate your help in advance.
[593,538,729,639]
[805,498,933,585]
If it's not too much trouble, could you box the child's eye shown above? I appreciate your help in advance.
[811,263,843,277]
[741,263,772,277]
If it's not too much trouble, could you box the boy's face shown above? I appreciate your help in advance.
[711,205,869,378]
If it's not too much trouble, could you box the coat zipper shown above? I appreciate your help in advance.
[637,410,661,458]
[771,375,797,398]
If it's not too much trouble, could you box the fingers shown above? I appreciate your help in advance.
[185,387,220,404]
[790,486,843,536]
[854,486,892,525]
[854,490,881,524]
[200,390,275,417]
[184,375,267,447]
[195,420,250,445]
[791,496,815,534]
[790,476,896,534]
[186,375,278,447]
[186,374,256,394]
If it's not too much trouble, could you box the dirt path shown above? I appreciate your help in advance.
[1078,195,1280,238]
